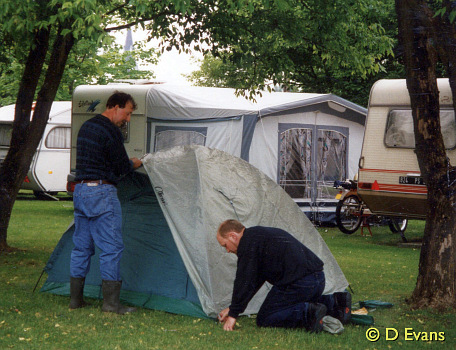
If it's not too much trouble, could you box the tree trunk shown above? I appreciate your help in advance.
[0,29,74,252]
[396,0,456,309]
[0,28,50,251]
[434,1,456,111]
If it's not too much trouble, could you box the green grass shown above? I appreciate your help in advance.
[1,196,455,349]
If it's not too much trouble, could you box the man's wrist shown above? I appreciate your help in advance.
[228,310,239,319]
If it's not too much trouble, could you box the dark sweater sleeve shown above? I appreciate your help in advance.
[228,249,265,319]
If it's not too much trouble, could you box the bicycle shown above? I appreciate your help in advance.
[333,180,408,242]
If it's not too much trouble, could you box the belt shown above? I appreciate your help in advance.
[75,180,114,186]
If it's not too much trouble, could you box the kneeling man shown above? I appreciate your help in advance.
[217,220,350,332]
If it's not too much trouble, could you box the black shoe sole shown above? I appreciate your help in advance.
[308,304,327,333]
[335,292,352,324]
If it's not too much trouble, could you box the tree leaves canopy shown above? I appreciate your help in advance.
[1,1,400,106]
[0,1,167,106]
[185,0,399,105]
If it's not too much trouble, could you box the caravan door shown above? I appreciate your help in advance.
[0,122,12,165]
[28,125,71,193]
[278,123,349,221]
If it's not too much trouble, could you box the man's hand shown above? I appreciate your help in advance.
[218,308,229,323]
[218,308,236,331]
[130,157,142,169]
[222,316,236,331]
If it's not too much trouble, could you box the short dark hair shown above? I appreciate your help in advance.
[106,91,137,110]
[217,219,245,238]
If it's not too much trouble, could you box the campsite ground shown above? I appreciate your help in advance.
[1,192,455,349]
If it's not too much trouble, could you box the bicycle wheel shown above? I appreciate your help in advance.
[336,195,363,234]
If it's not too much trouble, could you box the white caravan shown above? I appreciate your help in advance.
[70,84,366,222]
[358,78,455,218]
[0,102,71,198]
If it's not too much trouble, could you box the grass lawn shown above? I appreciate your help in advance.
[1,193,455,349]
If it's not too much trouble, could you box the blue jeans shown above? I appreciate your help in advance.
[257,271,325,328]
[70,183,124,281]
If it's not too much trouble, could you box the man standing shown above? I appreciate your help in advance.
[69,91,142,314]
[217,219,350,332]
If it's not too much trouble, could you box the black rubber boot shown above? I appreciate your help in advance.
[69,277,87,309]
[101,280,137,315]
[334,291,352,324]
[304,303,327,333]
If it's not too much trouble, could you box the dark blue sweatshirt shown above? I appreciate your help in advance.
[75,114,132,184]
[228,226,324,319]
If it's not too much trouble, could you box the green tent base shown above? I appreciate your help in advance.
[41,172,206,319]
[41,281,209,319]
[350,314,375,326]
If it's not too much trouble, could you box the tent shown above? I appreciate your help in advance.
[41,146,349,318]
[72,84,367,222]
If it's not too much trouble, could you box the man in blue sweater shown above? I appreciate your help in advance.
[69,91,142,314]
[217,219,350,332]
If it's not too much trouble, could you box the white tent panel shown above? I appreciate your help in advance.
[146,85,257,120]
[145,84,329,121]
[149,118,245,156]
[142,145,349,318]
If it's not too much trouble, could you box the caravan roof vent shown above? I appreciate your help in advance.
[328,101,346,113]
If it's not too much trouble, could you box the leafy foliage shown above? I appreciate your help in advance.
[1,1,404,106]
[0,38,158,106]
[56,38,159,101]
[185,0,402,106]
[0,1,160,106]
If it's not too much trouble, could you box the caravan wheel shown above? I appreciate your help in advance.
[388,217,408,242]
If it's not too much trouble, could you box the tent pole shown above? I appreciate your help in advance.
[216,189,240,221]
[33,269,45,293]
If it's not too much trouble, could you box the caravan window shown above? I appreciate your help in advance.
[153,126,207,152]
[45,127,71,149]
[385,109,456,149]
[0,124,12,146]
[120,122,129,142]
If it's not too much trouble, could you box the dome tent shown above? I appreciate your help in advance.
[41,145,348,318]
